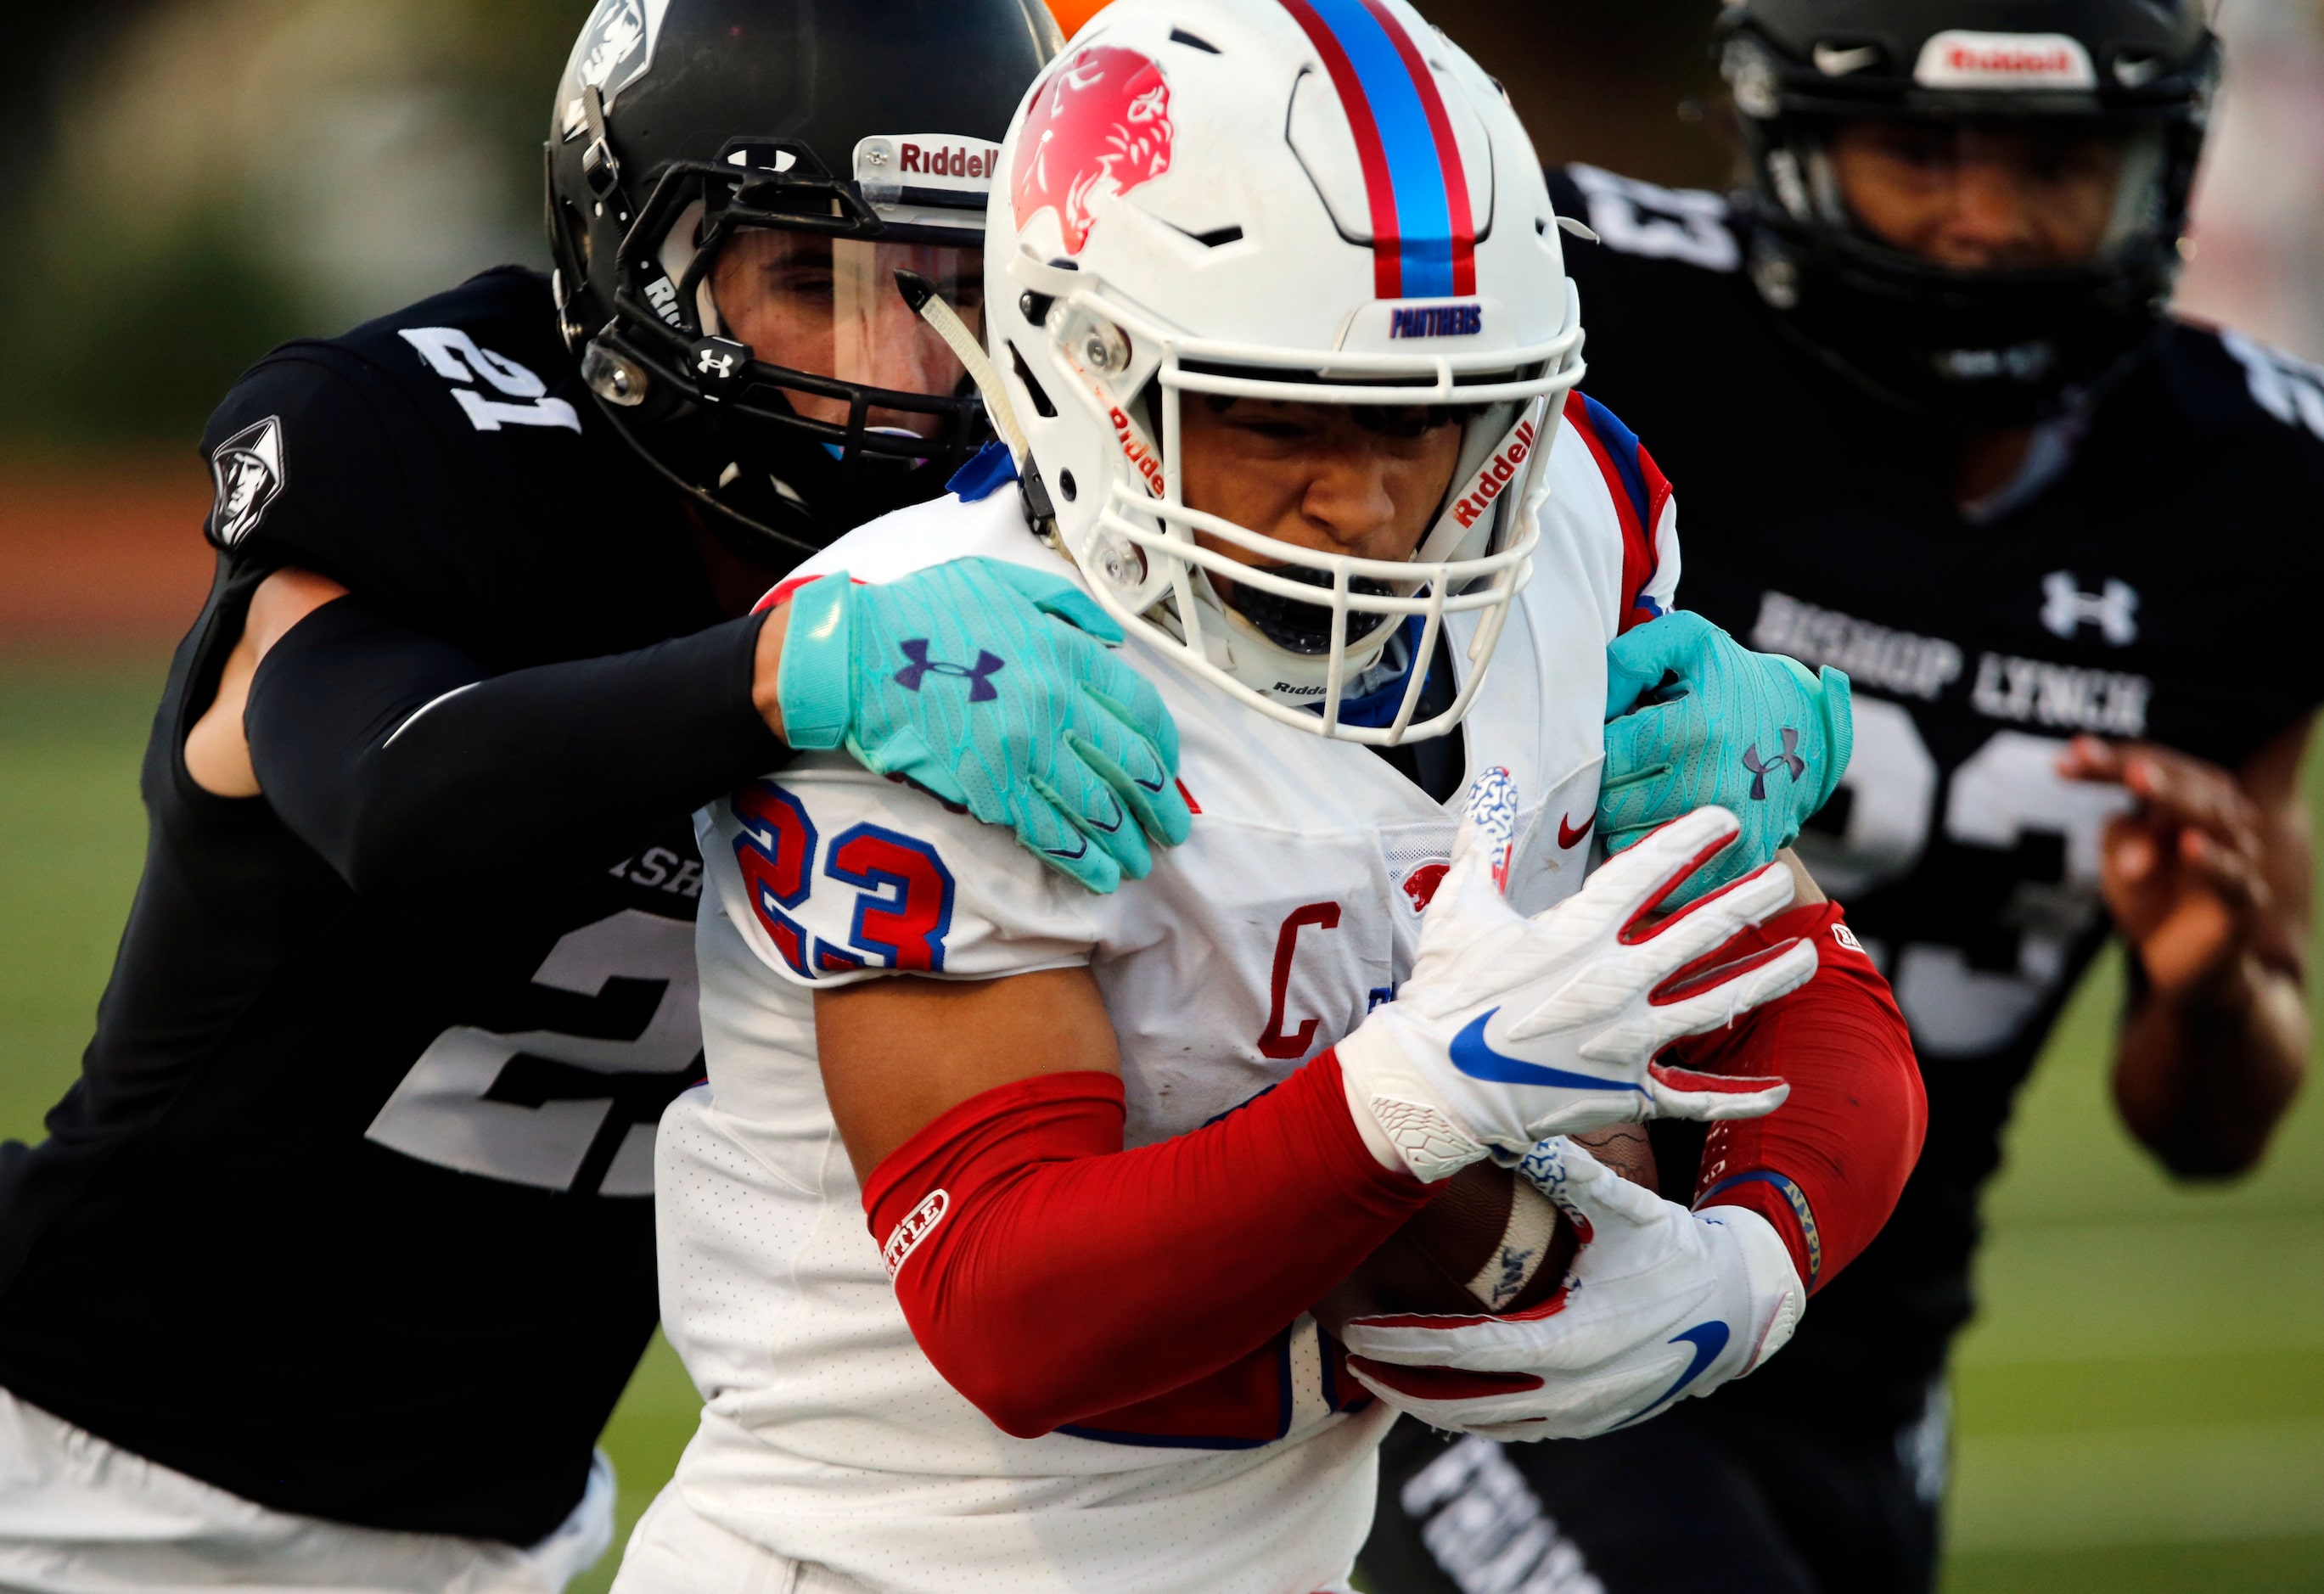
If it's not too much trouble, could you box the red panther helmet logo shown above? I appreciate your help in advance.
[1011,45,1174,255]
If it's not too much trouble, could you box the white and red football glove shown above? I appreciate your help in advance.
[1339,1137,1806,1440]
[1335,769,1816,1182]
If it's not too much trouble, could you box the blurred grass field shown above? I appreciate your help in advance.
[3,659,2322,1591]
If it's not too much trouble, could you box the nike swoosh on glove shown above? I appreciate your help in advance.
[1599,611,1852,908]
[1333,768,1817,1182]
[776,558,1193,894]
[1340,1137,1805,1440]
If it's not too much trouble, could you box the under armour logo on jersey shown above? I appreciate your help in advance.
[2041,571,2138,646]
[1740,728,1805,800]
[895,639,1005,701]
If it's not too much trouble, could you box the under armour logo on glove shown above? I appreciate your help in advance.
[895,638,1005,702]
[1598,612,1851,909]
[2041,571,2138,646]
[769,560,1191,895]
[1739,727,1805,800]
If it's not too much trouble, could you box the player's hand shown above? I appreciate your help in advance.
[1333,770,1814,1181]
[772,558,1192,894]
[1338,1138,1805,1440]
[2059,737,2270,996]
[1599,613,1852,907]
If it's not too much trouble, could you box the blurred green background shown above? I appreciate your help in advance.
[0,0,589,450]
[6,1,2324,1590]
[7,667,2324,1591]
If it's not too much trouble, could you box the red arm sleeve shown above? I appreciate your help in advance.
[859,1050,1431,1440]
[1669,900,1926,1293]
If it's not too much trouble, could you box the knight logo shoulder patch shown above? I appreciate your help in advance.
[207,416,285,548]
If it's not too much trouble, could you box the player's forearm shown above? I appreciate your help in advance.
[247,595,785,900]
[2115,956,2307,1178]
[1687,901,1926,1292]
[862,1053,1429,1439]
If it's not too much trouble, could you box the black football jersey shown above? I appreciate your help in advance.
[0,271,724,1541]
[1549,165,2324,1426]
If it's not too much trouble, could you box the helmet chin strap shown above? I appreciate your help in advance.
[895,268,1058,541]
[895,270,1034,466]
[1182,568,1404,705]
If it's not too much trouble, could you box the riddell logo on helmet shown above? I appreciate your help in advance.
[1939,42,2074,76]
[1451,418,1539,529]
[1013,45,1175,254]
[859,135,1002,194]
[900,143,994,181]
[1109,406,1166,498]
[1912,31,2097,89]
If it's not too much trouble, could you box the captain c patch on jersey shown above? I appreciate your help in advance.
[206,416,285,548]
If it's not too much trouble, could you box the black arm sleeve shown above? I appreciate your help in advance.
[245,595,787,902]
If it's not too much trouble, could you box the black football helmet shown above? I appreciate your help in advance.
[1716,0,2219,426]
[546,0,1061,555]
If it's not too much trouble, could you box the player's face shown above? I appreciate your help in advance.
[710,227,985,436]
[1176,396,1462,577]
[1828,119,2130,271]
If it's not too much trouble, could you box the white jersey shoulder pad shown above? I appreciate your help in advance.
[787,480,1077,588]
[1541,392,1682,640]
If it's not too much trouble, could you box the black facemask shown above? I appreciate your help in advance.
[1223,566,1398,656]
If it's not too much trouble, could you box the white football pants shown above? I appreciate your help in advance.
[0,1385,614,1593]
[609,1488,873,1594]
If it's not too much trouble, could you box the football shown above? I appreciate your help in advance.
[1312,1125,1659,1339]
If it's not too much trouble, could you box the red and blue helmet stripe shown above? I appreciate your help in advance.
[1275,0,1477,300]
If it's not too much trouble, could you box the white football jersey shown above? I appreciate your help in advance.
[653,401,1681,1594]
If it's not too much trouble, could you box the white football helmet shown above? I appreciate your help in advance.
[981,0,1586,743]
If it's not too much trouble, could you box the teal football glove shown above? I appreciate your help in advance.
[777,557,1192,895]
[1598,612,1852,907]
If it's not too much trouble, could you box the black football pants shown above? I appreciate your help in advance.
[1359,1399,1939,1594]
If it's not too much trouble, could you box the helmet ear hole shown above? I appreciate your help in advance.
[561,201,593,276]
[1008,344,1059,418]
[1059,470,1078,502]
